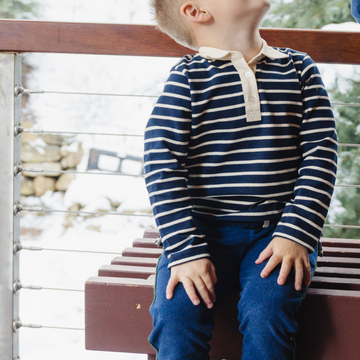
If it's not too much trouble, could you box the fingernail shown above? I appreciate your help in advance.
[193,299,200,306]
[207,303,213,309]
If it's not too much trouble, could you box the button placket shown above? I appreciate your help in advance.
[232,56,261,123]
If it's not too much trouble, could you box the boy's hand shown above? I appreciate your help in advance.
[255,237,311,291]
[166,258,217,309]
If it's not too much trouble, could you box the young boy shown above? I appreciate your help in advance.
[143,0,338,359]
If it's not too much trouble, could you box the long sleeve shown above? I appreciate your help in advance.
[273,55,338,251]
[143,67,210,268]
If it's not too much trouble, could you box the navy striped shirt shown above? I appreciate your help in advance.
[144,41,338,268]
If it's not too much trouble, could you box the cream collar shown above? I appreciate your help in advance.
[199,39,288,64]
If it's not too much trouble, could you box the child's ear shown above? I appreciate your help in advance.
[180,3,212,23]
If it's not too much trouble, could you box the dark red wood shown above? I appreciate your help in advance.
[98,265,155,279]
[111,256,158,267]
[133,238,159,248]
[0,20,359,64]
[315,267,360,278]
[143,229,160,239]
[85,277,155,355]
[317,256,360,268]
[310,276,360,291]
[121,247,162,258]
[296,295,360,360]
[85,232,360,359]
[322,238,360,248]
[322,246,360,258]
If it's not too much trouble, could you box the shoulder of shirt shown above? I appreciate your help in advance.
[271,46,312,61]
[171,53,209,72]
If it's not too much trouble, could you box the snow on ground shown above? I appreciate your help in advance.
[18,1,177,359]
[17,1,360,358]
[19,156,156,360]
[318,22,360,92]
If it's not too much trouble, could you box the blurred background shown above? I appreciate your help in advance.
[1,0,359,359]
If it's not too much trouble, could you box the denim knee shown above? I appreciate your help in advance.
[149,284,214,360]
[149,255,214,360]
[237,270,305,360]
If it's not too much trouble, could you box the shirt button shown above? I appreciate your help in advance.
[249,95,256,105]
[245,71,252,78]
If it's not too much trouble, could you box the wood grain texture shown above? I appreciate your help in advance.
[0,20,359,64]
[85,232,360,359]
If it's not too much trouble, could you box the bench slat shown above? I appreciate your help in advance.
[98,265,155,279]
[310,276,360,291]
[314,266,360,278]
[321,238,360,248]
[121,247,163,258]
[322,246,360,258]
[143,229,159,239]
[86,231,360,360]
[317,256,360,268]
[111,256,158,267]
[133,238,159,248]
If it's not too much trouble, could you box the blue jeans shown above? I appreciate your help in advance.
[352,0,360,22]
[149,216,318,360]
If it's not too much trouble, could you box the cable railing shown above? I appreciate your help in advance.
[1,20,360,360]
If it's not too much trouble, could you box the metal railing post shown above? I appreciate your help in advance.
[0,53,22,360]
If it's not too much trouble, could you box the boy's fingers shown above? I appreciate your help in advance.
[166,276,178,300]
[193,277,214,309]
[210,264,217,285]
[255,244,273,264]
[294,260,304,291]
[303,258,311,286]
[202,263,217,302]
[203,274,216,303]
[184,278,203,307]
[277,259,292,285]
[261,255,280,278]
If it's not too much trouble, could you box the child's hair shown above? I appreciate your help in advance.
[150,0,197,49]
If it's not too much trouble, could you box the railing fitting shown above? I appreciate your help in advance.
[13,163,23,177]
[13,241,42,254]
[13,202,23,217]
[14,83,44,97]
[14,124,23,137]
[13,280,22,294]
[13,279,42,293]
[13,318,42,333]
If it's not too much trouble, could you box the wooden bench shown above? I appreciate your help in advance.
[85,230,360,360]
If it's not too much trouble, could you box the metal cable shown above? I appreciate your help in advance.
[21,206,152,217]
[19,323,84,331]
[15,243,123,256]
[20,168,360,188]
[20,284,84,293]
[332,102,360,107]
[324,224,360,229]
[37,247,122,255]
[22,168,144,178]
[21,127,360,149]
[336,184,360,189]
[18,88,360,107]
[41,325,85,331]
[36,90,160,99]
[22,128,144,137]
[338,143,360,148]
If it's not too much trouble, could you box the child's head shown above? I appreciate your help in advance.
[150,0,272,51]
[150,0,197,50]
